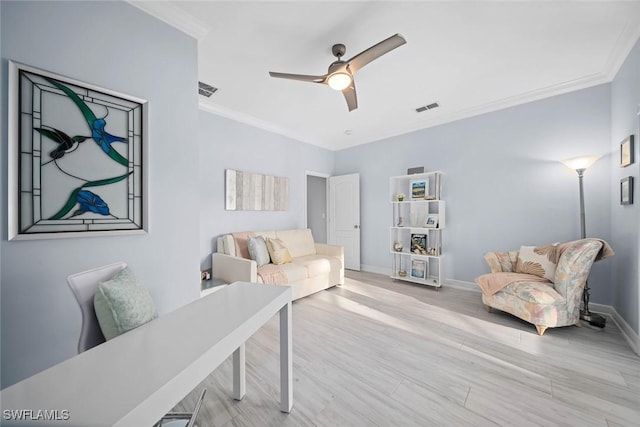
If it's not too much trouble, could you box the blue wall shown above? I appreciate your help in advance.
[611,39,640,335]
[1,1,200,387]
[335,85,614,303]
[198,110,334,267]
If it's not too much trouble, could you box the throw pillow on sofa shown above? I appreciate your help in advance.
[94,266,158,340]
[247,235,271,267]
[515,244,558,281]
[266,237,293,265]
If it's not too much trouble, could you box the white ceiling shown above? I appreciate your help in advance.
[132,1,640,151]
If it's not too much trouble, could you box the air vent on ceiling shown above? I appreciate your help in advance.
[415,102,439,113]
[198,81,218,97]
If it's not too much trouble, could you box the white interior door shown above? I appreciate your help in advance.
[329,173,360,271]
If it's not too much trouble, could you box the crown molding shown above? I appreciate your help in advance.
[200,68,614,152]
[336,70,613,151]
[127,0,210,41]
[602,16,640,81]
[198,99,317,147]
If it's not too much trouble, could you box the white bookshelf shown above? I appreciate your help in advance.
[389,171,444,288]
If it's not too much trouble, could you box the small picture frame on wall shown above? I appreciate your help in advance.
[621,176,634,205]
[620,135,634,167]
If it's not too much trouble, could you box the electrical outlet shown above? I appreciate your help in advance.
[200,270,211,281]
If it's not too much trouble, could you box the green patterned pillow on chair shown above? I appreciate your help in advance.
[94,267,158,340]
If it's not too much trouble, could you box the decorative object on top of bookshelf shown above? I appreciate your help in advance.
[411,233,427,255]
[393,241,404,252]
[427,247,438,256]
[396,193,405,202]
[620,135,634,168]
[407,166,424,175]
[621,176,634,205]
[425,214,439,228]
[411,180,428,199]
[411,259,426,279]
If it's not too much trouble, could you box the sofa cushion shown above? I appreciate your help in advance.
[232,232,255,259]
[276,229,316,258]
[266,237,293,265]
[295,254,341,278]
[277,262,307,282]
[247,235,271,267]
[94,267,158,340]
[218,235,236,256]
[515,244,558,281]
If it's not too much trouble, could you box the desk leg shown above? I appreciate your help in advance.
[279,301,293,413]
[233,343,246,400]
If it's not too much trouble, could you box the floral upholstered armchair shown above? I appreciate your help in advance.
[475,239,613,335]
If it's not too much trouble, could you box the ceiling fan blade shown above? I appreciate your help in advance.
[268,71,326,84]
[347,33,406,74]
[342,82,358,112]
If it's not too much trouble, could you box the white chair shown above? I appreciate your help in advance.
[67,261,127,353]
[68,262,207,426]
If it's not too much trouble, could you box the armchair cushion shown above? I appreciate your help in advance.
[483,251,518,273]
[475,272,549,296]
[94,267,158,340]
[515,244,558,281]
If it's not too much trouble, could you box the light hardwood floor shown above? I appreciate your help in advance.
[174,271,640,426]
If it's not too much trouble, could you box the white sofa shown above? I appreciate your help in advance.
[212,228,344,300]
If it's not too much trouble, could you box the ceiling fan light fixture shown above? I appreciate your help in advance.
[327,72,352,91]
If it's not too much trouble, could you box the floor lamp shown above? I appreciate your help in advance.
[562,155,606,328]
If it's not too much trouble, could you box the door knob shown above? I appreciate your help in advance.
[354,225,359,229]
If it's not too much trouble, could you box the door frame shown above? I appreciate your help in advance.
[304,170,330,242]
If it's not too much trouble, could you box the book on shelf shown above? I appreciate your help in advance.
[410,233,427,255]
[411,259,426,279]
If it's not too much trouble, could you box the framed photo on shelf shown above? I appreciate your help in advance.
[621,176,634,205]
[411,233,427,255]
[411,259,426,279]
[410,179,428,199]
[425,214,439,228]
[620,135,635,168]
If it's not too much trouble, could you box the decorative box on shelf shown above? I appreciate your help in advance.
[390,171,445,288]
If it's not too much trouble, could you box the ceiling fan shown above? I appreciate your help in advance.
[269,33,406,112]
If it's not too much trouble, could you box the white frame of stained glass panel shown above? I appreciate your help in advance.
[8,61,149,240]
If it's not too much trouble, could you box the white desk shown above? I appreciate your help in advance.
[1,282,293,426]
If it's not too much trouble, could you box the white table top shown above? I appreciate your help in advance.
[1,282,292,427]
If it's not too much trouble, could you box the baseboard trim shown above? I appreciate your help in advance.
[590,303,640,356]
[360,264,390,276]
[444,279,480,292]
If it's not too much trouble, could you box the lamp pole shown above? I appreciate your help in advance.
[576,168,606,327]
[577,168,586,240]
